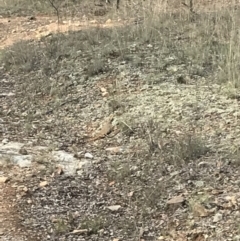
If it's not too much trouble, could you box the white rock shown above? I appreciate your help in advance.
[107,205,121,211]
[2,139,9,144]
[84,152,93,159]
[213,213,223,223]
[52,150,78,176]
[12,155,32,167]
[0,142,32,167]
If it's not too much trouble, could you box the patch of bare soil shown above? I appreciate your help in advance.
[1,0,239,49]
[2,1,240,241]
[0,166,31,241]
[0,184,19,240]
[0,15,127,49]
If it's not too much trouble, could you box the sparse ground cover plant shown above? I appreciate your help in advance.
[1,0,240,240]
[0,0,51,16]
[0,0,89,17]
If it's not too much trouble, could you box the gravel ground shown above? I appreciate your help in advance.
[1,1,240,240]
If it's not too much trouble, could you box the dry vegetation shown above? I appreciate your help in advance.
[1,0,240,240]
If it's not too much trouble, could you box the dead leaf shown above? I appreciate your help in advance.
[192,202,209,217]
[90,19,98,24]
[107,205,121,211]
[52,166,64,177]
[39,181,48,187]
[106,19,112,24]
[193,233,205,241]
[99,87,109,97]
[214,195,238,209]
[100,87,107,93]
[212,212,223,223]
[23,186,28,192]
[106,146,123,154]
[109,181,115,186]
[211,189,223,195]
[56,166,63,175]
[167,195,185,204]
[91,115,114,141]
[225,195,237,206]
[174,130,183,135]
[169,231,187,241]
[0,176,9,183]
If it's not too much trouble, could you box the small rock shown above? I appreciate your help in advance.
[102,91,109,97]
[0,176,9,183]
[106,146,124,154]
[28,16,36,21]
[233,235,240,241]
[107,205,122,212]
[52,150,78,175]
[90,20,98,24]
[84,152,93,159]
[195,180,204,187]
[0,142,33,167]
[0,141,25,151]
[23,186,28,192]
[39,181,48,187]
[0,228,4,235]
[105,19,112,24]
[78,159,90,169]
[19,148,28,155]
[37,165,46,171]
[2,139,9,144]
[12,155,32,167]
[213,213,223,223]
[127,191,134,197]
[167,195,185,204]
[177,75,187,84]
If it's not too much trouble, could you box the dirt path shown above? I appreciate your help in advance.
[1,0,240,49]
[0,167,28,241]
[0,13,127,240]
[1,0,239,49]
[0,15,126,49]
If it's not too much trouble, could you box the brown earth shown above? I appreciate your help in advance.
[0,16,127,49]
[1,0,239,49]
